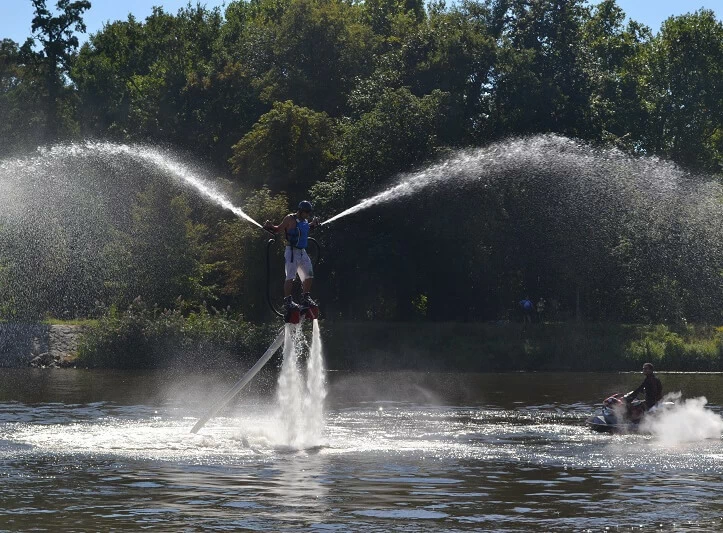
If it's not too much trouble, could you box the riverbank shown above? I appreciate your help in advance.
[0,323,85,368]
[3,314,721,371]
[323,322,723,371]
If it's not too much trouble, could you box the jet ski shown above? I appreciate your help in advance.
[586,392,649,433]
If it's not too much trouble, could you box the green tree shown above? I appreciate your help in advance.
[229,100,339,197]
[30,0,91,140]
[257,0,376,114]
[491,0,590,136]
[73,5,232,155]
[580,0,650,146]
[634,10,723,171]
[0,39,47,155]
[124,182,213,309]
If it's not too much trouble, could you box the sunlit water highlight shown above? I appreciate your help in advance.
[0,371,720,531]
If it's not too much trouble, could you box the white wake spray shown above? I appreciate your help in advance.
[275,321,327,449]
[641,392,723,444]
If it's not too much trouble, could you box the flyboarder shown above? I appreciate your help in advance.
[264,200,320,314]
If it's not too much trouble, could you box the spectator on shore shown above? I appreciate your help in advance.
[519,296,533,324]
[536,298,546,323]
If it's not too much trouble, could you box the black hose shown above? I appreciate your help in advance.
[266,238,284,318]
[307,237,321,268]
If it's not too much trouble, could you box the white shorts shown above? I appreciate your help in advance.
[285,247,314,281]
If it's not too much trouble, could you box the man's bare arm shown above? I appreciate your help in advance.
[264,214,294,234]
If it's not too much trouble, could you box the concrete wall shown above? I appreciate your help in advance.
[0,324,83,367]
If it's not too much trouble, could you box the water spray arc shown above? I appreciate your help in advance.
[321,134,723,229]
[34,142,265,229]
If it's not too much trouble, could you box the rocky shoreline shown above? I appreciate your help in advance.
[0,324,84,368]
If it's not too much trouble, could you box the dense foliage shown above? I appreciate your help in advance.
[2,0,723,326]
[77,298,278,368]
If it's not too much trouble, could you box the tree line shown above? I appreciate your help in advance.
[1,0,723,324]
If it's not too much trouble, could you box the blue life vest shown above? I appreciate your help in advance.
[286,218,310,249]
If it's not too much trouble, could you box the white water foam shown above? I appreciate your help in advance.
[275,321,327,449]
[641,392,723,445]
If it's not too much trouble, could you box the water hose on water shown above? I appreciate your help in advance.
[266,236,321,318]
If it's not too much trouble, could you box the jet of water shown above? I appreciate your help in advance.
[275,321,327,449]
[304,320,327,440]
[321,135,697,226]
[37,142,264,228]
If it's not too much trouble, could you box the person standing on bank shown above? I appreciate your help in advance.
[520,296,534,324]
[264,201,320,311]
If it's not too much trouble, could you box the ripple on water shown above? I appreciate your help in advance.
[0,398,722,531]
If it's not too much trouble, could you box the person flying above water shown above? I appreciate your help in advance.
[626,362,663,410]
[264,201,320,312]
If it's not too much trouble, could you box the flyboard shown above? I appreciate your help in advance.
[190,229,321,434]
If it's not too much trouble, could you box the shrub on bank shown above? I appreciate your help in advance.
[624,324,721,371]
[76,298,277,369]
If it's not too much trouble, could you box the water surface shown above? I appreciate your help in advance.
[0,370,721,531]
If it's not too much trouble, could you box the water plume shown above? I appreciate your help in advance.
[304,320,327,440]
[322,134,722,227]
[641,392,723,444]
[275,321,327,449]
[2,141,262,228]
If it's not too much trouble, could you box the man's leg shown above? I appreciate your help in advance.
[284,247,298,307]
[284,279,294,297]
[299,252,316,306]
[302,278,313,294]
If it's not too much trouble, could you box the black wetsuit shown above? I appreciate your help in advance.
[631,374,663,409]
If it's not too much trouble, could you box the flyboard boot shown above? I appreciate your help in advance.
[300,292,320,320]
[284,296,302,324]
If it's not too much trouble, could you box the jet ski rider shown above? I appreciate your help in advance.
[264,201,320,312]
[626,362,663,411]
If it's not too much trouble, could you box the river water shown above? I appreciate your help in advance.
[0,370,721,531]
